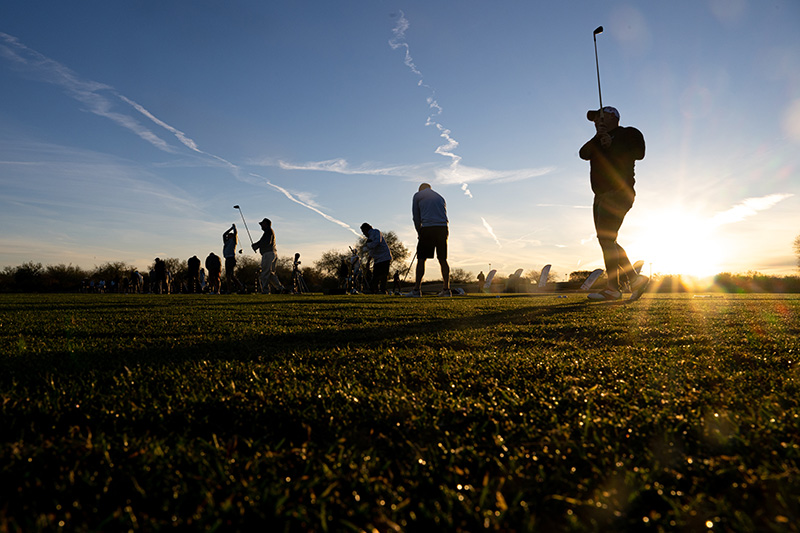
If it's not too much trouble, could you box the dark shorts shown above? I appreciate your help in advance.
[225,256,237,273]
[593,189,634,242]
[417,226,448,260]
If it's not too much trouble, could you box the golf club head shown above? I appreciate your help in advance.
[593,26,603,35]
[233,205,240,209]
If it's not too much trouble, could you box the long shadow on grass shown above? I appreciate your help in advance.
[260,299,598,350]
[2,299,604,373]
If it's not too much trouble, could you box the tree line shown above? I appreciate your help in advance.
[3,261,799,294]
[3,231,798,293]
[0,231,470,293]
[0,258,476,294]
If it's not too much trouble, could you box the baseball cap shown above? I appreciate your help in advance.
[587,106,620,121]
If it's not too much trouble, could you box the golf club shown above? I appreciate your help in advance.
[593,25,604,117]
[233,205,255,248]
[402,251,417,283]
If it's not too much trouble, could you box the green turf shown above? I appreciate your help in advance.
[1,293,799,531]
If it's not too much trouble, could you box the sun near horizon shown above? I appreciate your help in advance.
[628,207,727,279]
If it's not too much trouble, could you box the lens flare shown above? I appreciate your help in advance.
[628,209,723,277]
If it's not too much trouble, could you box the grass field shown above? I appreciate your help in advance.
[1,293,799,532]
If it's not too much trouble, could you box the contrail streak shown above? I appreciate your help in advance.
[0,32,174,153]
[0,32,359,238]
[481,217,502,247]
[389,11,471,198]
[118,94,239,172]
[388,13,422,78]
[250,173,360,237]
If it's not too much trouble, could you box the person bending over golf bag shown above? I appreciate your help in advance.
[360,222,393,294]
[252,218,287,294]
[579,106,649,302]
[408,183,451,297]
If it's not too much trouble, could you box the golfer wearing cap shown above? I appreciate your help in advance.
[252,218,286,294]
[579,106,649,301]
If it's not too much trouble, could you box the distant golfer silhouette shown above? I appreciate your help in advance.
[360,222,393,294]
[153,257,168,294]
[205,252,222,294]
[187,255,201,293]
[222,224,244,293]
[252,218,286,294]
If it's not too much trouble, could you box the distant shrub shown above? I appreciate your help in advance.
[713,272,800,293]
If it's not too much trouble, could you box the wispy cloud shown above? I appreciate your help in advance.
[0,144,205,253]
[710,193,793,227]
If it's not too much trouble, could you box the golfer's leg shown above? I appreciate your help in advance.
[415,260,425,290]
[616,243,635,286]
[268,254,283,291]
[594,205,621,290]
[609,190,636,286]
[260,255,270,293]
[376,261,389,293]
[597,237,621,290]
[595,193,632,291]
[440,259,450,290]
[269,273,281,291]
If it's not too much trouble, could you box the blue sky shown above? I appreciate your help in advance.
[2,1,798,280]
